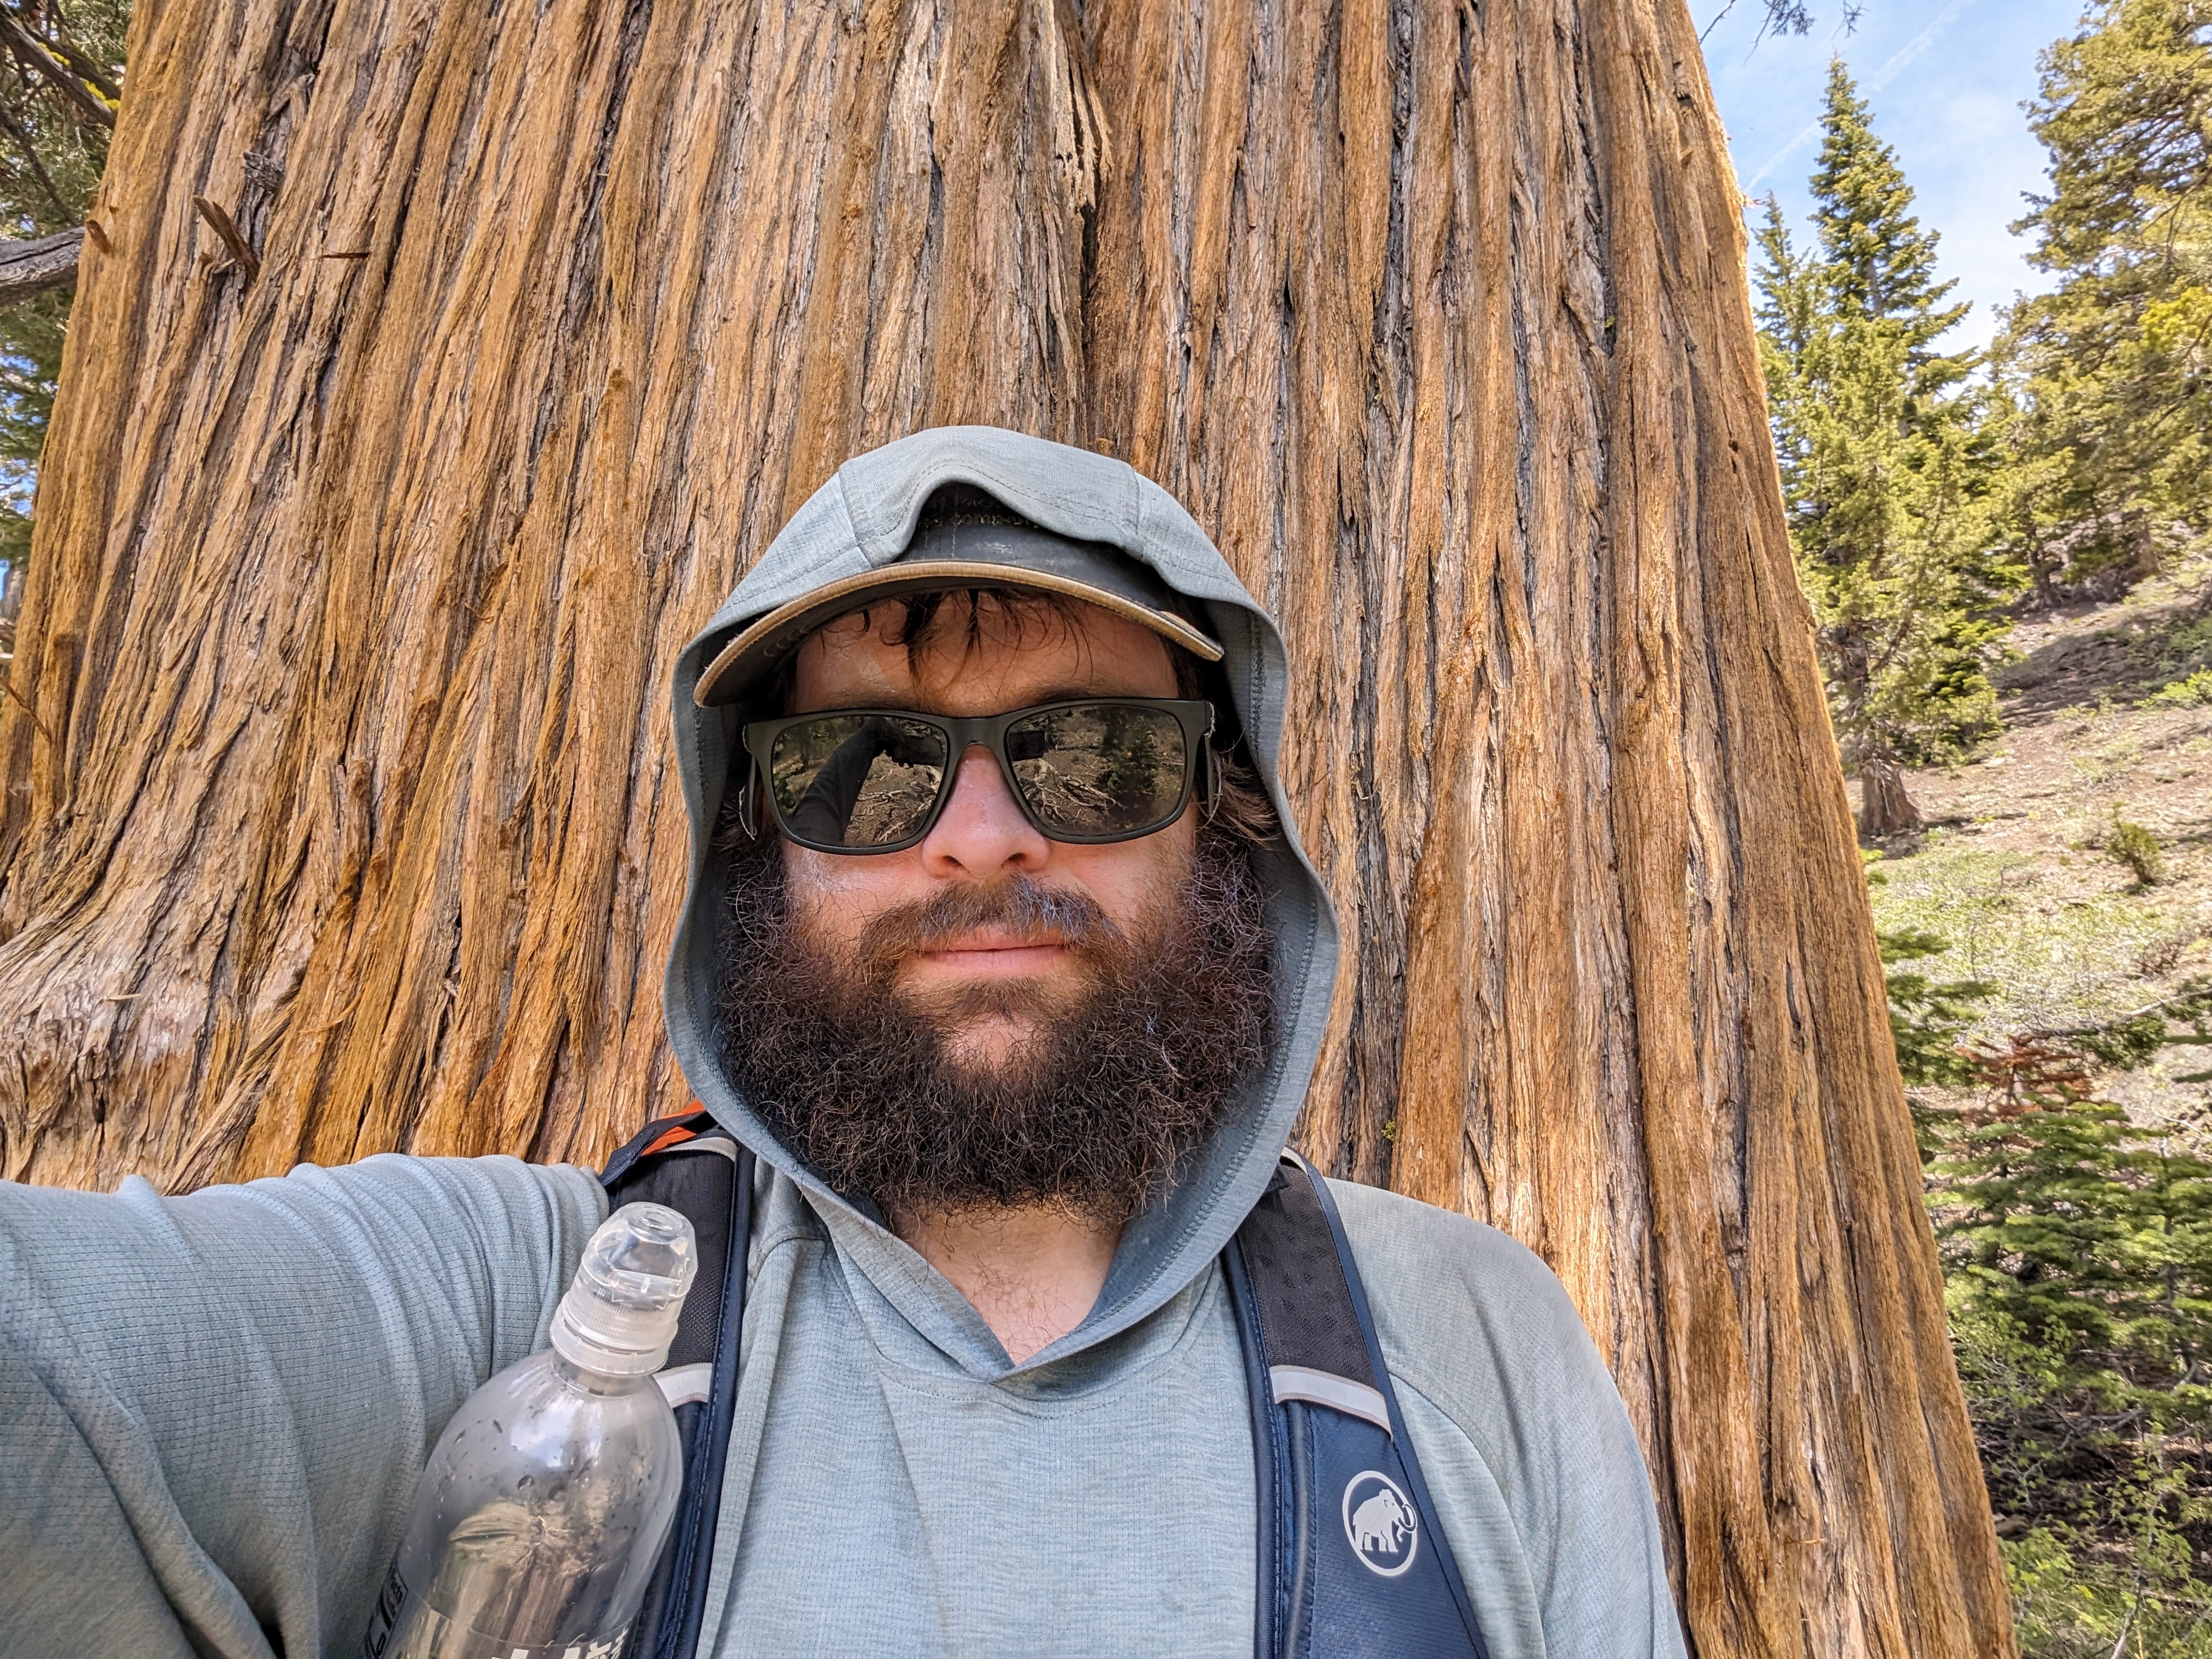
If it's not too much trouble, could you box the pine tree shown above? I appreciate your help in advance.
[1754,64,2017,839]
[1937,1078,2150,1358]
[1808,59,1974,404]
[1930,1042,2212,1547]
[1996,0,2212,592]
[1909,968,2212,1644]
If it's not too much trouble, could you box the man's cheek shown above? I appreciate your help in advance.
[783,858,881,959]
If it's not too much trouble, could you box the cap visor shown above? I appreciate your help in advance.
[694,561,1223,708]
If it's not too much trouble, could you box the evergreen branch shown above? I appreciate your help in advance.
[33,17,119,105]
[2020,982,2212,1054]
[0,98,70,223]
[0,12,113,129]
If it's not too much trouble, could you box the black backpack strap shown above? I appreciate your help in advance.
[603,1110,756,1659]
[1225,1154,1491,1659]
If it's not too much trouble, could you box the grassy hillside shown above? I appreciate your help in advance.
[1860,546,2212,1657]
[1866,546,2212,1130]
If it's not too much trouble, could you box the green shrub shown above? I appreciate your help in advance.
[2141,668,2212,709]
[2163,614,2212,668]
[1889,913,2212,1646]
[1926,1033,2212,1655]
[1881,925,1991,1092]
[2003,1519,2212,1658]
[2105,820,2166,886]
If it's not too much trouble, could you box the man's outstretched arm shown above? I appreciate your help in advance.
[0,1154,607,1659]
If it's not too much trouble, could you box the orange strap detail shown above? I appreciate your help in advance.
[637,1105,714,1160]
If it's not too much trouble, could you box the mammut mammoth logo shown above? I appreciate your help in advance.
[1341,1470,1419,1578]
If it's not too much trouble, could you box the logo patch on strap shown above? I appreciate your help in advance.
[1341,1470,1419,1578]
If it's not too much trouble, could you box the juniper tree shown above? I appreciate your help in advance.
[0,0,2020,1645]
[1755,64,2016,839]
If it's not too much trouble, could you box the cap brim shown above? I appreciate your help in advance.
[694,560,1224,708]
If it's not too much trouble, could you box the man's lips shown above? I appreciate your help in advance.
[909,930,1073,977]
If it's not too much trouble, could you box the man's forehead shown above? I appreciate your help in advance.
[788,594,1179,712]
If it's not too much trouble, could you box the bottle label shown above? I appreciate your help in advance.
[363,1563,630,1659]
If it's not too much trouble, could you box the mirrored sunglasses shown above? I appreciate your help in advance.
[740,698,1217,854]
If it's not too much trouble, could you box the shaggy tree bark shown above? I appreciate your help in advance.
[0,0,2011,1654]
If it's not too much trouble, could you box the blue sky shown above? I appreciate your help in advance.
[1698,0,2091,349]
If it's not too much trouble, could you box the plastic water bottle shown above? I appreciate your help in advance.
[363,1202,700,1659]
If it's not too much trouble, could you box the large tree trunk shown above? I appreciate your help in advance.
[0,0,2011,1653]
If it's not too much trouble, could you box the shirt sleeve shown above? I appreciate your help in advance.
[0,1154,608,1659]
[1329,1178,1690,1659]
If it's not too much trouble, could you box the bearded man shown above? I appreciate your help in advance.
[0,427,1686,1658]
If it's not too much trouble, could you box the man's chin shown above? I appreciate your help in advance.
[896,961,1100,1028]
[936,1013,1056,1076]
[717,840,1275,1220]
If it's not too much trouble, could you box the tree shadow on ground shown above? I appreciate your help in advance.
[1998,588,2212,723]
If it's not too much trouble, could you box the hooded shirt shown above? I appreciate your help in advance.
[0,427,1687,1659]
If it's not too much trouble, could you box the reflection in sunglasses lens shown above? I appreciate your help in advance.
[1006,704,1186,837]
[770,716,948,848]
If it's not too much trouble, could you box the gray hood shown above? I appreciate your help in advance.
[662,426,1341,1369]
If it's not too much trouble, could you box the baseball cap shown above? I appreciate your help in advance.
[692,512,1225,709]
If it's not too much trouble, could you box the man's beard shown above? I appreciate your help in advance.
[713,833,1276,1226]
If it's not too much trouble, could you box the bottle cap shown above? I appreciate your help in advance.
[549,1202,699,1378]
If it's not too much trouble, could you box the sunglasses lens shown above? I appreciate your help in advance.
[1005,703,1189,839]
[767,715,949,848]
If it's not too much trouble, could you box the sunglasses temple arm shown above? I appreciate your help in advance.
[738,760,764,840]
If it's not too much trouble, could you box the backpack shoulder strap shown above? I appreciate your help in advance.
[603,1108,756,1659]
[1225,1154,1491,1659]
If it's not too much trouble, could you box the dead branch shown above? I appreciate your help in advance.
[191,195,259,283]
[0,226,83,306]
[0,14,115,128]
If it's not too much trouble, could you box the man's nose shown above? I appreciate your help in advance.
[918,747,1051,876]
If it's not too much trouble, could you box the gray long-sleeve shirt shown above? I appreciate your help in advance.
[0,1152,1684,1658]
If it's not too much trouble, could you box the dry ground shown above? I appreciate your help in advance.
[1857,548,2212,1137]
